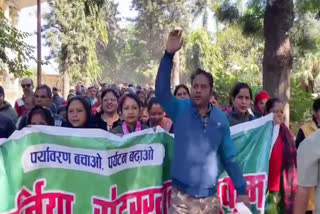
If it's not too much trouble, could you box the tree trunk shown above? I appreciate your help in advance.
[263,0,294,126]
[172,51,180,87]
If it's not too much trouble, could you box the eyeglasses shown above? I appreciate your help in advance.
[21,84,32,88]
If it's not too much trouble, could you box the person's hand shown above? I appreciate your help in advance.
[166,30,183,54]
[238,195,250,208]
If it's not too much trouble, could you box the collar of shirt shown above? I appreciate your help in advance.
[201,103,213,129]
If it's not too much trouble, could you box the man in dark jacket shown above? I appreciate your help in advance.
[0,85,18,124]
[52,87,64,108]
[0,112,16,138]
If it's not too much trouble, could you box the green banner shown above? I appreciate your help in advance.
[0,114,277,214]
[218,114,277,214]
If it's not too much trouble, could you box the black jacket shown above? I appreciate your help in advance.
[0,112,16,138]
[94,113,121,132]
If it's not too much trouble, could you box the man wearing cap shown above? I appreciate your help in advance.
[0,85,18,124]
[52,87,64,108]
[14,78,34,116]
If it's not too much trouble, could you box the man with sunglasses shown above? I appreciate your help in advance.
[14,78,34,116]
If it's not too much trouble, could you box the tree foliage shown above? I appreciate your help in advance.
[44,0,108,84]
[98,0,191,85]
[0,9,35,77]
[182,26,264,104]
[38,0,320,126]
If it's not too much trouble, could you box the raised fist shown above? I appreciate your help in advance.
[166,30,183,54]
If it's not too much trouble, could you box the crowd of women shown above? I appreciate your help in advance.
[0,48,319,213]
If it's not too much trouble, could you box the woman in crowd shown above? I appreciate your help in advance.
[64,96,96,128]
[137,90,147,107]
[111,94,148,136]
[227,82,255,126]
[253,91,270,118]
[95,89,121,131]
[174,84,190,100]
[27,106,55,126]
[265,98,297,214]
[147,97,173,132]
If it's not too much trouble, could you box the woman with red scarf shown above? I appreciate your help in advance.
[265,98,297,214]
[253,91,270,118]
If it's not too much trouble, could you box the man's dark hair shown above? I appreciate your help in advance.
[174,84,190,96]
[36,84,52,98]
[0,85,4,97]
[313,98,320,112]
[230,82,252,100]
[147,97,161,111]
[266,98,281,114]
[190,69,213,89]
[88,86,97,90]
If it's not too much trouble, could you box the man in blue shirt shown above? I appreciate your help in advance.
[156,30,249,213]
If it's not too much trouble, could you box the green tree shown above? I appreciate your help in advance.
[44,0,108,86]
[104,0,191,85]
[191,0,213,29]
[0,9,34,77]
[183,26,264,104]
[291,9,320,94]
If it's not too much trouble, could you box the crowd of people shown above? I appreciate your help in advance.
[0,30,319,214]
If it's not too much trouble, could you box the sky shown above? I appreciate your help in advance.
[17,0,217,74]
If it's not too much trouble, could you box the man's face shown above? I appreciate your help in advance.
[24,95,35,112]
[53,89,59,96]
[190,74,211,107]
[21,79,33,94]
[35,89,51,108]
[0,94,4,105]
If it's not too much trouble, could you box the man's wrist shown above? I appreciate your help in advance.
[164,51,175,59]
[165,50,175,56]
